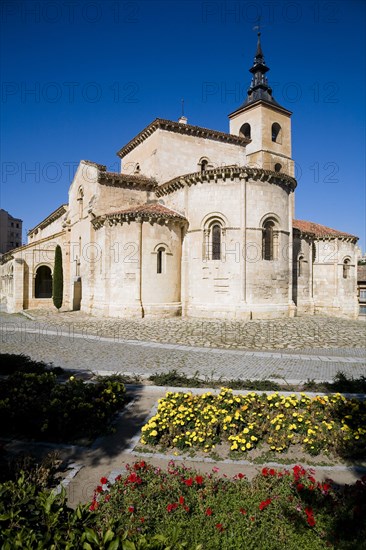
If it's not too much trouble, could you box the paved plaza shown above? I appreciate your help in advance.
[1,311,365,382]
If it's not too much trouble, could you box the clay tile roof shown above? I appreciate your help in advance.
[293,219,358,240]
[107,203,186,219]
[97,170,156,189]
[92,203,187,230]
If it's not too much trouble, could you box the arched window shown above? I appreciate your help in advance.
[274,163,282,173]
[201,159,208,172]
[157,247,165,274]
[343,258,351,279]
[134,163,141,174]
[271,122,282,143]
[77,187,84,220]
[239,123,251,139]
[35,266,52,298]
[298,255,304,277]
[262,219,278,261]
[211,224,221,260]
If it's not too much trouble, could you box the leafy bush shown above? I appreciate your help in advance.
[141,388,366,458]
[0,372,126,443]
[0,473,184,549]
[0,353,64,376]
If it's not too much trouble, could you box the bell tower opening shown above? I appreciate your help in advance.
[228,32,294,178]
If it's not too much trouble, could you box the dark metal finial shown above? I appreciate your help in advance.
[181,98,184,117]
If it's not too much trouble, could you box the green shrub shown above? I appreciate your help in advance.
[0,353,64,376]
[0,373,126,443]
[52,244,63,310]
[0,473,184,549]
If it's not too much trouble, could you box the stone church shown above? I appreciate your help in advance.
[0,34,359,319]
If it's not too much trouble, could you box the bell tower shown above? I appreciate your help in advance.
[229,33,294,177]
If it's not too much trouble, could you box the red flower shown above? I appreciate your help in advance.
[296,483,304,491]
[89,501,98,511]
[95,485,103,493]
[308,475,316,484]
[305,506,316,527]
[205,507,213,516]
[321,482,331,493]
[215,523,224,532]
[134,461,146,471]
[195,475,204,485]
[126,472,142,485]
[269,469,276,476]
[179,496,185,505]
[100,476,108,485]
[307,515,316,527]
[183,477,193,487]
[237,473,245,479]
[167,503,178,513]
[250,516,255,522]
[259,498,272,511]
[104,495,111,502]
[239,508,247,515]
[140,517,145,523]
[128,506,135,513]
[262,467,269,476]
[115,475,122,482]
[184,505,190,512]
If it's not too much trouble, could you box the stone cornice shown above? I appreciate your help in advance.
[155,165,297,197]
[27,205,68,236]
[117,118,250,158]
[293,228,358,244]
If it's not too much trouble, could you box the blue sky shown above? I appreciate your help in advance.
[1,0,365,251]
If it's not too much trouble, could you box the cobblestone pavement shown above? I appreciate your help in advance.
[1,311,365,382]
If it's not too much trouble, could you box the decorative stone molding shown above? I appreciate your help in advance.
[155,165,297,197]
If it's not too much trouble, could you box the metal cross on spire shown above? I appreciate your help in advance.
[253,15,261,35]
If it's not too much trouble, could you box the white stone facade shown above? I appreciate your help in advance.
[0,38,359,320]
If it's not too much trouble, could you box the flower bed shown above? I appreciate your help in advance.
[141,388,366,459]
[89,461,366,549]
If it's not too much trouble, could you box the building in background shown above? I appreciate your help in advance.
[0,209,22,254]
[357,262,366,318]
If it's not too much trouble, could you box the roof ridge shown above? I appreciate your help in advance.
[117,118,250,158]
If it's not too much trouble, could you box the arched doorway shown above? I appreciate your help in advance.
[35,266,52,298]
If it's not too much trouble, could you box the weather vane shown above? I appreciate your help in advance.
[181,98,185,117]
[253,15,261,34]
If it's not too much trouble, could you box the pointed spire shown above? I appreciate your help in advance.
[239,32,282,110]
[254,31,264,62]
